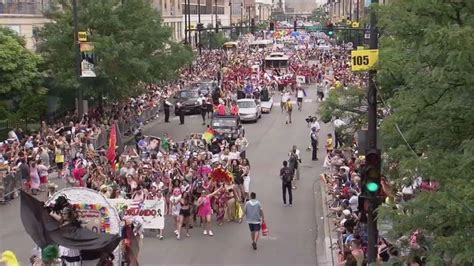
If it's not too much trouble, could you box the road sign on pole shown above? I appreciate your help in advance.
[351,49,379,71]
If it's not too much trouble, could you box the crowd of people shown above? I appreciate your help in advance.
[320,141,439,265]
[0,28,384,265]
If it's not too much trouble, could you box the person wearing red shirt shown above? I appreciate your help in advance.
[217,101,226,116]
[231,102,240,116]
[72,161,87,187]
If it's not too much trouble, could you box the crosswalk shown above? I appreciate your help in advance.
[274,99,313,106]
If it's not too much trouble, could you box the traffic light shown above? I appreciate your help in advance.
[326,22,334,36]
[269,21,274,31]
[293,20,297,31]
[361,149,382,198]
[251,18,255,34]
[197,23,204,31]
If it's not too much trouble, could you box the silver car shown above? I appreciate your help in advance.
[237,99,262,122]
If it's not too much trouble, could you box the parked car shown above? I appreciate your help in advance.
[237,99,261,122]
[173,89,201,115]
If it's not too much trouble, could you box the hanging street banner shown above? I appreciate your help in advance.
[80,42,96,77]
[351,49,379,71]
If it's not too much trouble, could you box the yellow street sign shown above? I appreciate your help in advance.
[78,31,88,42]
[352,21,360,28]
[351,49,379,71]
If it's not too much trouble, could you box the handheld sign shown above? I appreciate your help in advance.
[351,49,379,71]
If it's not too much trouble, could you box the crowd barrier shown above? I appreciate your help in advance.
[0,104,161,204]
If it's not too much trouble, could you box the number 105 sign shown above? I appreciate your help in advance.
[351,49,379,71]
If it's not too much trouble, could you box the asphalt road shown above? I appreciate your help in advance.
[0,86,335,266]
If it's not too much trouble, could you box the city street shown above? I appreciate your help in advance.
[0,87,334,265]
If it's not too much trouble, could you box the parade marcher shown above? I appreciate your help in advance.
[235,134,249,159]
[231,101,240,116]
[176,102,185,125]
[281,90,289,113]
[296,87,305,111]
[177,191,191,239]
[170,187,182,239]
[197,187,223,236]
[311,127,319,161]
[285,98,293,124]
[244,192,265,250]
[280,161,293,206]
[164,97,172,123]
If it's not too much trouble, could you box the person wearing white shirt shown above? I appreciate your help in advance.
[307,118,321,150]
[333,116,346,149]
[296,87,305,111]
[281,90,290,113]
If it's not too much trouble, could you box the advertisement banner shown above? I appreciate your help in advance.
[80,42,96,77]
[108,199,165,229]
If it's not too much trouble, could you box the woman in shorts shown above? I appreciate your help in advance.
[177,192,192,239]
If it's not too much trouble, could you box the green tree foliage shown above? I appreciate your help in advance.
[309,7,329,24]
[0,27,43,96]
[37,0,194,101]
[320,0,474,263]
[376,0,474,264]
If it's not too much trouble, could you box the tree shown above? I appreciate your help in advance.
[309,7,329,24]
[320,1,474,263]
[376,1,474,264]
[37,0,194,101]
[0,28,43,97]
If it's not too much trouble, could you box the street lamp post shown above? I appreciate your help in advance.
[72,0,84,119]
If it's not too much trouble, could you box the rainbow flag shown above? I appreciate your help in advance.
[202,128,215,143]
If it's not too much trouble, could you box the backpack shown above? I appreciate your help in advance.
[281,167,293,183]
[287,102,293,112]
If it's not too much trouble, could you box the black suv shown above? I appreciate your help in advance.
[211,115,242,142]
[173,89,201,115]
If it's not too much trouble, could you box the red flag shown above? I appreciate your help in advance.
[107,123,117,167]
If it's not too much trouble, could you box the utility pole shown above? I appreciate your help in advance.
[215,0,218,29]
[240,2,243,35]
[229,0,232,27]
[72,0,83,120]
[198,0,202,55]
[349,0,352,20]
[366,0,380,263]
[184,0,188,44]
[187,0,191,44]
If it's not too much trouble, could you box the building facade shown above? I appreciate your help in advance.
[0,0,50,49]
[152,0,184,40]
